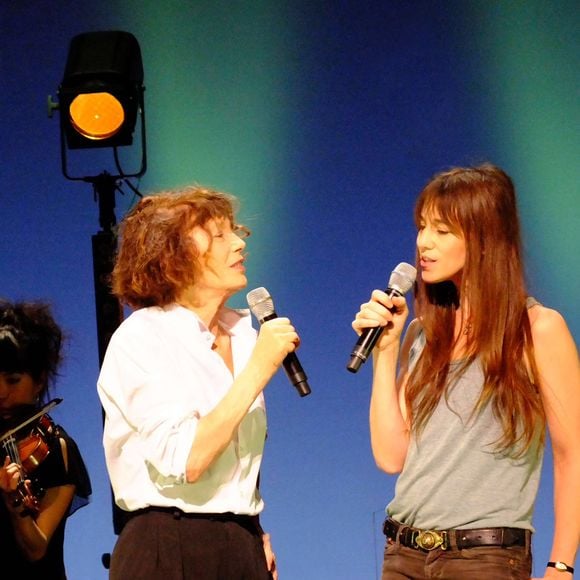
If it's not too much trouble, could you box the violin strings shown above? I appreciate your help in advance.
[3,436,26,484]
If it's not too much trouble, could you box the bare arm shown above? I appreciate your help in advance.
[0,437,75,561]
[531,306,580,578]
[369,319,419,473]
[185,317,298,482]
[352,290,413,474]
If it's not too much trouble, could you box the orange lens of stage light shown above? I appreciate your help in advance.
[69,92,125,140]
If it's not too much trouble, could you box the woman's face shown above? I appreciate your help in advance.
[416,209,466,287]
[0,371,42,418]
[189,218,247,297]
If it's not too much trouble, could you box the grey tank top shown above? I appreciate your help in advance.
[387,301,543,531]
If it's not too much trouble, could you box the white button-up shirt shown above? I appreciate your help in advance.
[97,303,266,515]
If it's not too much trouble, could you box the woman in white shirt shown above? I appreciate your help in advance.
[98,186,298,579]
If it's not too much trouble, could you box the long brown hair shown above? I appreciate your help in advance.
[405,164,544,455]
[112,185,246,309]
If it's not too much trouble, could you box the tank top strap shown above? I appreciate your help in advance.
[526,296,541,309]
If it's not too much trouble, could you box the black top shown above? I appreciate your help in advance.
[0,420,91,579]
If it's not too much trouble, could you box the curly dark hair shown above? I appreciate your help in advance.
[0,300,63,401]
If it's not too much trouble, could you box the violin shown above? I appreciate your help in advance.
[0,399,62,517]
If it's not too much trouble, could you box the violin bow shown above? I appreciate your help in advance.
[0,398,63,442]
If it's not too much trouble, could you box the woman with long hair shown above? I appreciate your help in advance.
[352,164,579,579]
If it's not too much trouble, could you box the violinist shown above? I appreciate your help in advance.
[0,300,91,579]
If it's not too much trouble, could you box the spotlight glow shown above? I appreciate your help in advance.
[69,92,125,140]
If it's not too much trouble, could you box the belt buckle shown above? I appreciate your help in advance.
[415,529,447,551]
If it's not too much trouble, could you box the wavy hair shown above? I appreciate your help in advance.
[405,164,544,456]
[112,185,247,308]
[0,300,63,401]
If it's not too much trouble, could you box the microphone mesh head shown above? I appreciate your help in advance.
[389,262,417,295]
[246,287,275,320]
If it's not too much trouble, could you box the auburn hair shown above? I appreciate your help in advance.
[405,164,545,455]
[112,185,246,308]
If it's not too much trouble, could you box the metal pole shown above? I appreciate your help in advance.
[89,174,128,538]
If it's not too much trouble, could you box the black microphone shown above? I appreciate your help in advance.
[246,287,311,397]
[346,262,417,373]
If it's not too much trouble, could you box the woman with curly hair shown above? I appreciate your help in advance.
[0,300,91,579]
[98,185,298,579]
[352,164,579,579]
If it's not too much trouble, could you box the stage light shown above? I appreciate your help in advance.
[52,31,148,545]
[58,31,144,149]
[69,92,125,141]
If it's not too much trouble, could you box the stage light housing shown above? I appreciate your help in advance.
[58,31,144,149]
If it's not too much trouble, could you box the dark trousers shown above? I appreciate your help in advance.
[110,510,271,580]
[381,537,532,580]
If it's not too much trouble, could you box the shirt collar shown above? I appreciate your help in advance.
[160,303,253,340]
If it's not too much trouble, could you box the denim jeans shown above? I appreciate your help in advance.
[382,535,532,579]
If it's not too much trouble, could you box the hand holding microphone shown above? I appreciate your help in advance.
[347,262,417,373]
[247,287,311,397]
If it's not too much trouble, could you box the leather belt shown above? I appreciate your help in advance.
[383,517,529,551]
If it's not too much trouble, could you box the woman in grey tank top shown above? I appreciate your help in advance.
[352,164,579,580]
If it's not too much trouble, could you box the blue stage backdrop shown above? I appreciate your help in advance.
[1,2,578,578]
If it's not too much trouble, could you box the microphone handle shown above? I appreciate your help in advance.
[283,352,311,397]
[346,288,402,373]
[259,312,311,397]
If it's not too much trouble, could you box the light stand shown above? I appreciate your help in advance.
[51,31,147,560]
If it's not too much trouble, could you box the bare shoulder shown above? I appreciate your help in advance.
[528,305,578,387]
[528,304,572,344]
